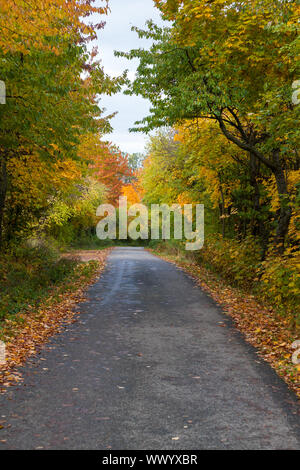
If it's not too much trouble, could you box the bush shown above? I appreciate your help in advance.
[196,235,261,289]
[195,236,299,324]
[0,244,78,321]
[259,255,300,327]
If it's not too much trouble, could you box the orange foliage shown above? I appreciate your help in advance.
[122,179,144,205]
[90,142,133,205]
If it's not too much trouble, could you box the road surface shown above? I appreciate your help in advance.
[0,247,299,449]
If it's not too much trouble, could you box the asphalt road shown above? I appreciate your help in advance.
[0,247,299,450]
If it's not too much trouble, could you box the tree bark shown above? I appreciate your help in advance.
[249,152,261,237]
[0,156,8,248]
[217,115,291,254]
[218,176,226,238]
[273,160,291,254]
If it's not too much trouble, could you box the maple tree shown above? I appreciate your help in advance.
[91,144,133,205]
[79,133,133,205]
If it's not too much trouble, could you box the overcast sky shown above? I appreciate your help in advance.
[96,0,166,154]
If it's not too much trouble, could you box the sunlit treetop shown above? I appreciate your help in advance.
[0,0,109,54]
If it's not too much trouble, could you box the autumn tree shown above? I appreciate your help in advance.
[0,0,108,54]
[118,0,300,252]
[80,133,133,205]
[0,1,122,246]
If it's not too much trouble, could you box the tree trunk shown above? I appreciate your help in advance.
[249,152,261,236]
[219,181,226,238]
[217,116,292,254]
[0,157,7,248]
[273,151,291,254]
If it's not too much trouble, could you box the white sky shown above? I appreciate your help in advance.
[96,0,166,154]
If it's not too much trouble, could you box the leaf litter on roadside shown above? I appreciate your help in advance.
[0,249,111,393]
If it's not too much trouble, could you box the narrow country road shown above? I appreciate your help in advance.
[0,247,299,450]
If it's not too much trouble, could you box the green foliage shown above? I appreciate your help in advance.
[43,179,106,247]
[0,2,124,248]
[0,244,78,321]
[196,235,261,289]
[259,255,300,327]
[140,125,299,326]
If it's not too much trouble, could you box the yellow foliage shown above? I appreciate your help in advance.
[0,0,108,54]
[7,154,82,210]
[122,183,143,205]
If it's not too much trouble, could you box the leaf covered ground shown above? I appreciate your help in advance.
[0,249,111,392]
